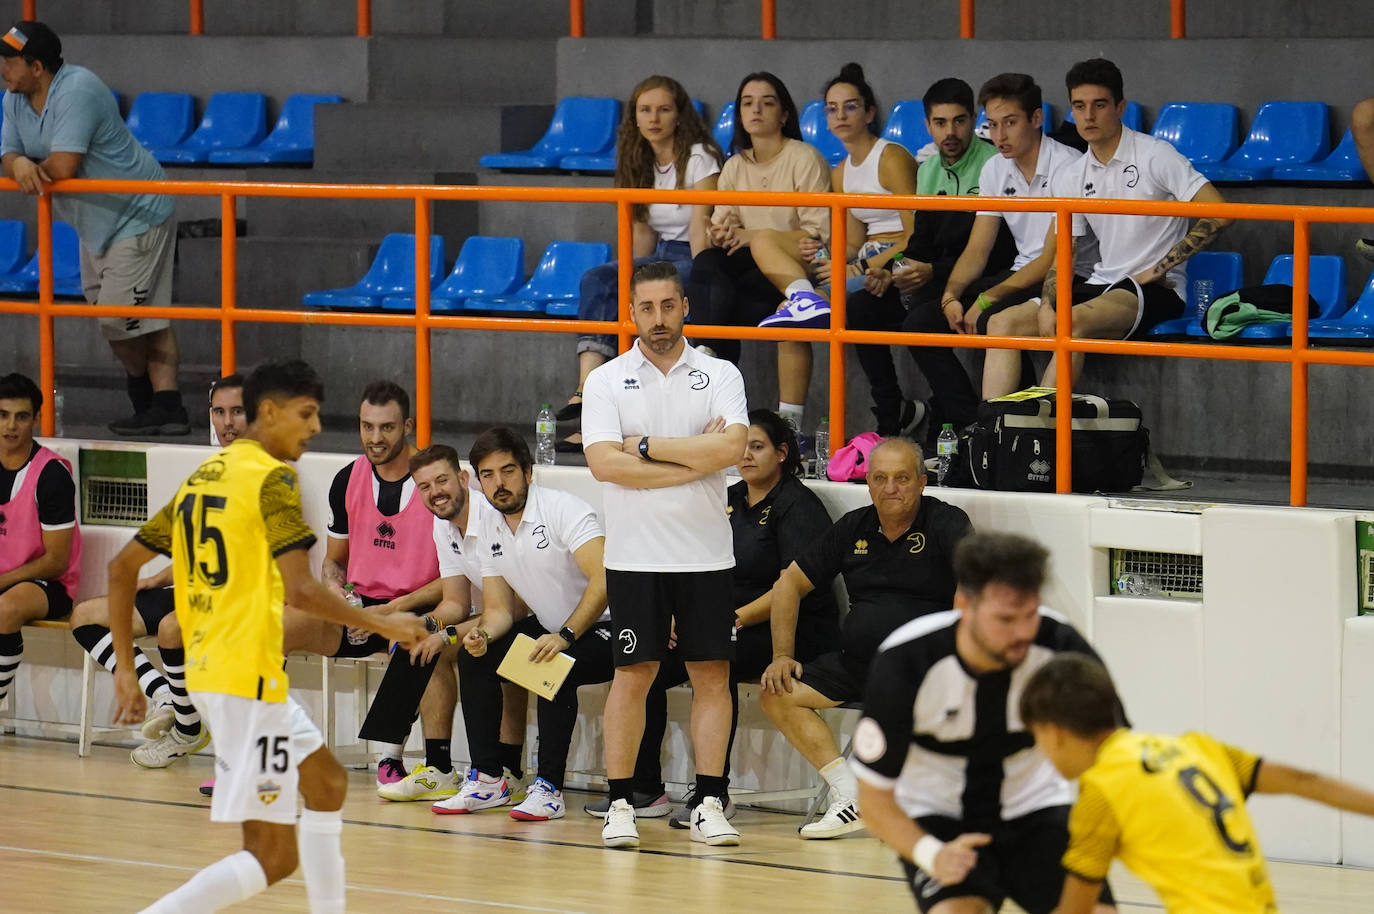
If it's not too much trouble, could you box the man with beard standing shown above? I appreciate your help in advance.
[582,260,748,849]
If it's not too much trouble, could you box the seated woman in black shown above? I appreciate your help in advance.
[583,409,839,823]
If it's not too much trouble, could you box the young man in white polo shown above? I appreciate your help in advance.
[436,426,614,821]
[582,259,749,849]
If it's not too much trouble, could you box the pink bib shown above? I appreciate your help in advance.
[343,455,439,600]
[0,445,81,598]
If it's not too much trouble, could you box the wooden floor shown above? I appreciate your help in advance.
[5,736,1374,913]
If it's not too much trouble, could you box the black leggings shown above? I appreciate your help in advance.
[685,246,784,363]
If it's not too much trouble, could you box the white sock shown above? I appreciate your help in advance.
[819,757,859,801]
[378,742,404,761]
[785,279,816,298]
[778,403,805,429]
[298,808,347,914]
[139,849,267,914]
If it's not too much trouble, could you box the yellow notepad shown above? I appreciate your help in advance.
[496,632,576,700]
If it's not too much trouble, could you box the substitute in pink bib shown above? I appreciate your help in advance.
[1,445,82,599]
[342,454,439,601]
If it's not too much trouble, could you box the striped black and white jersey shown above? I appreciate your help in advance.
[850,608,1102,829]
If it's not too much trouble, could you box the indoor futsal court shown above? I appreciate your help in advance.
[4,738,1374,912]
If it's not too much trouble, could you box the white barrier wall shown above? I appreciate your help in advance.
[12,443,1374,865]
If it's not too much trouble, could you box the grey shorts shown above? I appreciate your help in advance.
[84,218,177,341]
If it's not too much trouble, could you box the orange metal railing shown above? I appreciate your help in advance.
[1,177,1369,507]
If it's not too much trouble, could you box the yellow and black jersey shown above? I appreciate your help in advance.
[1064,728,1276,914]
[137,438,315,702]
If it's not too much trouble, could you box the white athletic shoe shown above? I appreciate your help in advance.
[131,725,211,769]
[140,698,176,740]
[690,796,741,846]
[377,764,461,802]
[602,798,640,848]
[510,777,566,821]
[431,769,510,815]
[799,797,864,839]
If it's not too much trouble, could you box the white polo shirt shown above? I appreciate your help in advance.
[581,341,749,572]
[477,484,609,633]
[977,134,1098,274]
[431,486,495,615]
[1050,126,1209,294]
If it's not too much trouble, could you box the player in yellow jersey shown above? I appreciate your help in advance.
[1020,654,1374,914]
[106,360,426,914]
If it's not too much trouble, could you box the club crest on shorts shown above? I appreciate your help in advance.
[257,779,282,805]
[618,628,638,654]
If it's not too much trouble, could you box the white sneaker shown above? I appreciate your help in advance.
[140,697,176,740]
[131,725,211,769]
[690,796,740,846]
[602,798,640,849]
[377,764,461,802]
[510,776,565,821]
[799,797,864,839]
[431,769,510,815]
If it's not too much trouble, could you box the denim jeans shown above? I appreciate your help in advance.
[576,239,693,358]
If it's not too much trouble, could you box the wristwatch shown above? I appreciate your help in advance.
[423,614,439,634]
[558,626,577,644]
[638,436,652,461]
[444,625,460,645]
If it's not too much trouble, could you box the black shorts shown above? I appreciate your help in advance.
[797,650,868,703]
[134,587,176,634]
[1051,277,1184,339]
[332,593,435,658]
[605,569,735,666]
[902,806,1114,913]
[5,579,75,621]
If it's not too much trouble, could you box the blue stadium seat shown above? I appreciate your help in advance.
[126,92,196,150]
[1271,129,1368,183]
[479,97,621,170]
[149,92,269,165]
[469,241,610,315]
[303,233,446,310]
[0,222,83,297]
[1195,101,1330,183]
[977,101,1055,135]
[1311,268,1374,345]
[382,236,524,312]
[561,100,706,173]
[1064,100,1142,132]
[0,220,29,277]
[208,94,343,165]
[800,100,847,166]
[881,100,933,157]
[1185,254,1347,340]
[1146,251,1244,338]
[713,101,736,157]
[1151,102,1240,165]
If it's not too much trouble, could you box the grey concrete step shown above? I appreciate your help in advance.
[473,171,614,274]
[313,103,553,172]
[238,169,479,241]
[365,38,558,104]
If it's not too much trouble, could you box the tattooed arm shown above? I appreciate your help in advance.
[1133,183,1231,285]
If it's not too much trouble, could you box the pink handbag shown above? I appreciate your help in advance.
[826,432,885,482]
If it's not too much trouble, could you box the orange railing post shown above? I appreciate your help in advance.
[189,0,204,35]
[22,0,34,21]
[1053,207,1074,493]
[1170,0,1187,38]
[570,0,585,38]
[1290,218,1310,506]
[35,193,53,437]
[761,0,777,39]
[615,199,633,354]
[219,193,236,376]
[960,0,975,39]
[828,203,847,445]
[414,195,433,448]
[357,0,371,38]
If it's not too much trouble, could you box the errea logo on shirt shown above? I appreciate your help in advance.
[853,539,869,555]
[490,542,503,558]
[622,377,640,390]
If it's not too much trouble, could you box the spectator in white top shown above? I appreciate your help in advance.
[582,259,749,850]
[686,71,830,436]
[555,76,723,453]
[1025,58,1229,389]
[943,73,1099,399]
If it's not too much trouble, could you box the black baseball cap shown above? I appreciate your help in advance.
[0,21,61,64]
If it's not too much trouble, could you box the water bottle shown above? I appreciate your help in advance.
[1115,573,1159,597]
[535,403,556,466]
[813,417,829,480]
[51,387,63,437]
[343,584,370,645]
[1193,278,1215,320]
[936,423,958,485]
[891,251,917,310]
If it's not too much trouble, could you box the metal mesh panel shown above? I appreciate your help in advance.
[1110,549,1203,598]
[82,476,147,527]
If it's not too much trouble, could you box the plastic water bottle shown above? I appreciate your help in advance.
[936,423,958,485]
[891,252,917,310]
[1115,573,1159,596]
[1193,278,1216,320]
[51,387,63,437]
[813,417,829,480]
[343,584,370,645]
[535,403,556,466]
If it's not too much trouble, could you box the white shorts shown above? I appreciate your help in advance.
[84,218,176,341]
[191,691,325,825]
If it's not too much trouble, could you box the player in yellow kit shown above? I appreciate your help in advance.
[1020,654,1374,914]
[107,360,426,914]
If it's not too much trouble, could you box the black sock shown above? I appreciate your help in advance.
[608,777,635,804]
[152,389,183,413]
[127,374,154,413]
[424,739,452,773]
[695,774,728,805]
[499,741,524,779]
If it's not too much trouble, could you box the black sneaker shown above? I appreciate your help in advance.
[872,399,927,439]
[108,404,192,436]
[583,789,672,818]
